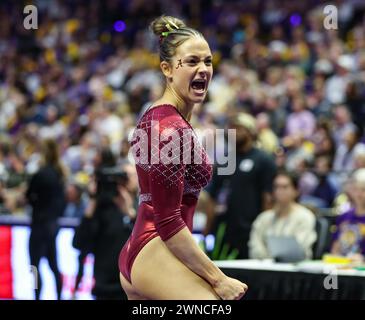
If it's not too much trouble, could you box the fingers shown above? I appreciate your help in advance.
[215,278,249,300]
[235,283,248,300]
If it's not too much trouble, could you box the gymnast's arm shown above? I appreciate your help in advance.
[165,224,226,287]
[149,160,225,288]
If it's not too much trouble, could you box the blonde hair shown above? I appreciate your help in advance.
[150,15,203,63]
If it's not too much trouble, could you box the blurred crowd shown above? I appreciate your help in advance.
[1,0,365,301]
[1,0,365,255]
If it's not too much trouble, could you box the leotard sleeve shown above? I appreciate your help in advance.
[148,113,188,241]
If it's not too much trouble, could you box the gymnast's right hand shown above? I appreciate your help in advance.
[212,276,248,300]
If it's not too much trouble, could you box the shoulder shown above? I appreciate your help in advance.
[294,204,315,221]
[37,166,51,177]
[252,147,270,157]
[253,147,275,164]
[336,208,355,223]
[255,209,275,224]
[141,105,190,131]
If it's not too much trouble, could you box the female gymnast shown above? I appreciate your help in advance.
[118,15,248,300]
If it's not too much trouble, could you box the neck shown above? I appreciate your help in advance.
[275,202,294,217]
[159,84,194,121]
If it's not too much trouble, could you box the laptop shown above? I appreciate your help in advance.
[266,236,306,263]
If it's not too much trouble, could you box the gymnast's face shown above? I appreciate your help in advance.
[162,36,213,105]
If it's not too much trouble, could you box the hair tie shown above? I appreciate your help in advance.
[159,22,180,44]
[165,23,174,32]
[159,31,170,44]
[165,22,179,32]
[169,21,179,29]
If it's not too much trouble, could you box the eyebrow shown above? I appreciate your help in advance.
[184,55,212,60]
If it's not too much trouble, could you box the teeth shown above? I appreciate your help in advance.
[193,79,205,84]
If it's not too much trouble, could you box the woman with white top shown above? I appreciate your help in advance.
[249,170,317,260]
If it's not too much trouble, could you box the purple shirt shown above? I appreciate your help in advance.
[332,208,365,256]
[286,111,316,138]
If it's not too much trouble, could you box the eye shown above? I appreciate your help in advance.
[187,59,198,65]
[205,59,212,66]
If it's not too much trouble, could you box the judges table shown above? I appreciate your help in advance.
[213,260,365,300]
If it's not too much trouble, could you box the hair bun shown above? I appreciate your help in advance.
[150,15,186,37]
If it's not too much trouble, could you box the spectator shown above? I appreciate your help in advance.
[25,139,67,300]
[331,105,357,148]
[206,112,276,259]
[249,171,317,260]
[62,132,98,175]
[354,144,365,170]
[71,179,96,299]
[91,103,124,155]
[308,155,339,208]
[284,95,316,141]
[38,105,66,141]
[325,55,354,105]
[333,127,365,173]
[312,120,335,160]
[0,179,9,214]
[256,112,279,154]
[63,183,88,218]
[331,168,365,262]
[72,148,134,300]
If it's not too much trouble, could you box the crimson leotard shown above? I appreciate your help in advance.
[118,104,213,284]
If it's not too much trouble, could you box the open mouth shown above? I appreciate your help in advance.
[191,79,207,94]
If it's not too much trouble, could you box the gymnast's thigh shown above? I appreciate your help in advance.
[130,235,220,300]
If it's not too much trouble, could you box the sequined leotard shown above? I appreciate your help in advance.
[118,104,213,284]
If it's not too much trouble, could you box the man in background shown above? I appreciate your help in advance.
[205,113,277,259]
